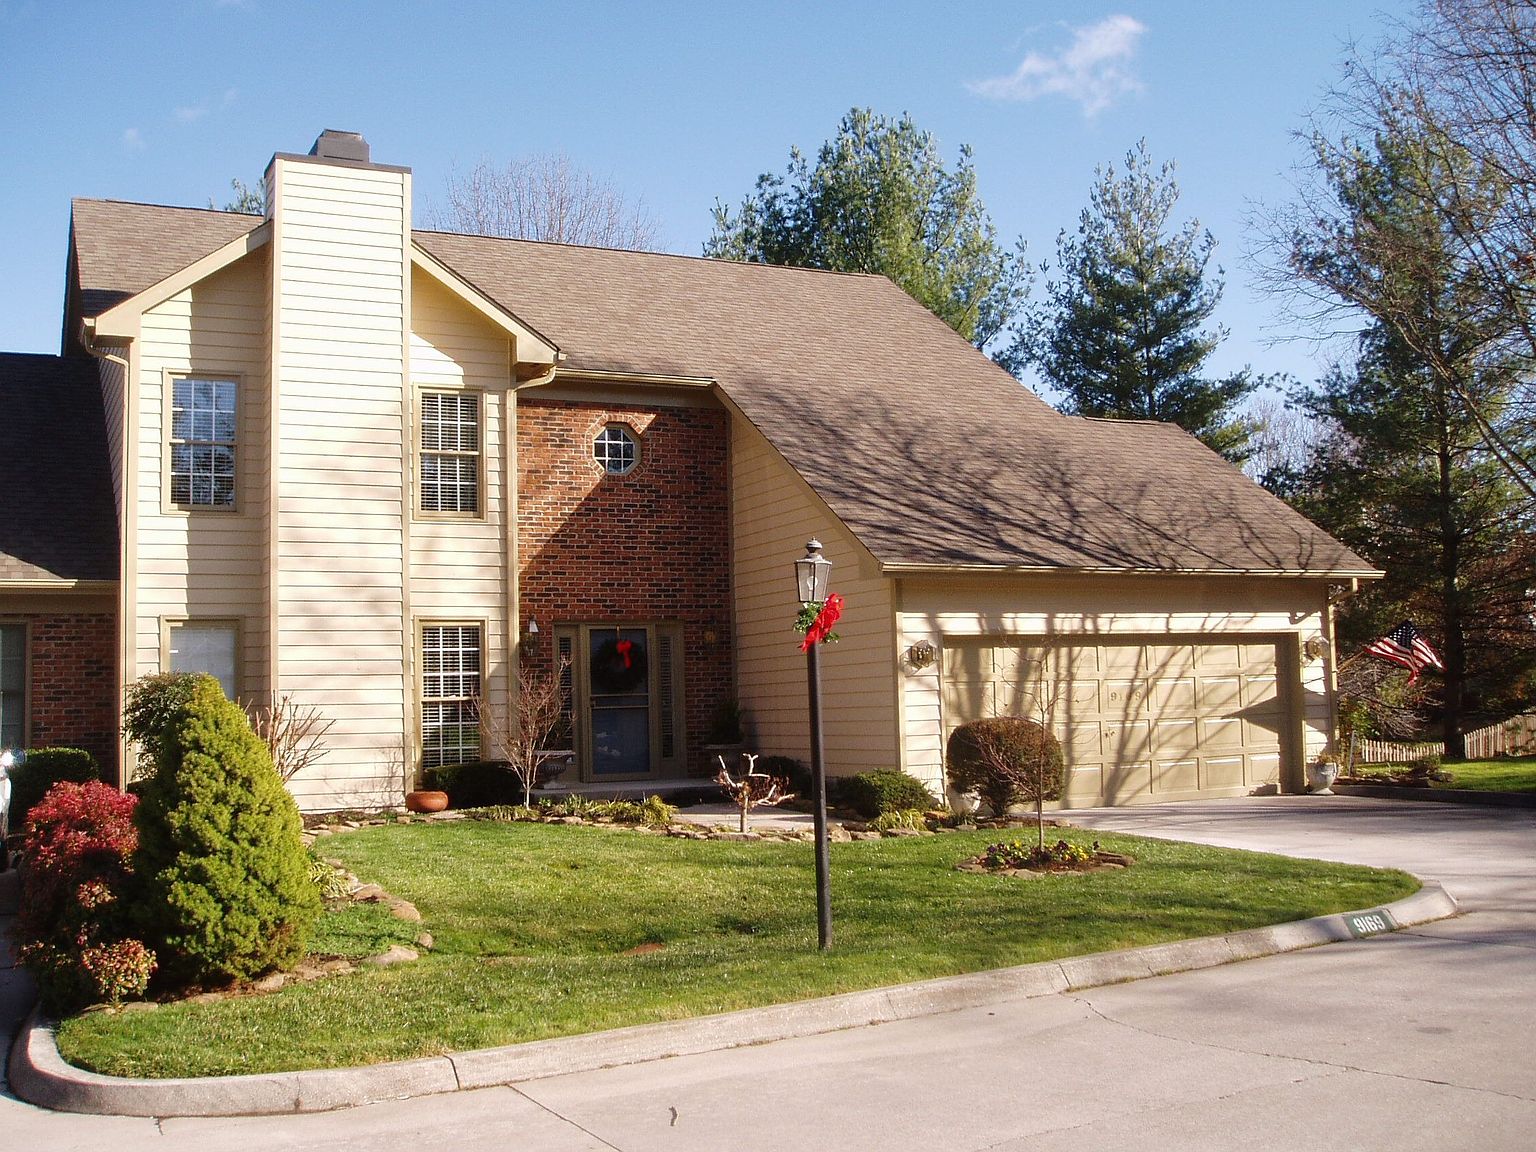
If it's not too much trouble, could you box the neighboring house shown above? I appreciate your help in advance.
[0,131,1378,811]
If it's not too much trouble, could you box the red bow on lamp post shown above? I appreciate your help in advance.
[798,592,844,653]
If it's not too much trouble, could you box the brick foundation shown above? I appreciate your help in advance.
[3,611,117,774]
[518,398,731,774]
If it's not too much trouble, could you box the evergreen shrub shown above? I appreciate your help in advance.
[15,780,154,1010]
[947,718,1064,817]
[839,769,936,817]
[131,674,320,987]
[7,747,101,832]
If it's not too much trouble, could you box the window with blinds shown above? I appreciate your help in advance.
[0,623,24,750]
[421,624,482,768]
[420,392,481,514]
[169,376,237,508]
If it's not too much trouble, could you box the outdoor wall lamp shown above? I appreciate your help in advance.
[907,639,936,669]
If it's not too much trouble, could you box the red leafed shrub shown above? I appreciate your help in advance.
[14,781,156,1010]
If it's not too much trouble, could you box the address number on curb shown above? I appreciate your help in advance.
[1345,909,1400,938]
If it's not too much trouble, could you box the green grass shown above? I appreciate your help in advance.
[57,823,1417,1079]
[1354,755,1536,793]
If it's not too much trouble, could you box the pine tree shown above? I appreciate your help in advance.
[1011,141,1257,459]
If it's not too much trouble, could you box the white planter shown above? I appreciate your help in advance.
[1307,759,1341,795]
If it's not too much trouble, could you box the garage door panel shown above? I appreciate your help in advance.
[1103,679,1148,715]
[1244,675,1280,707]
[1198,644,1242,671]
[1155,758,1200,792]
[1200,676,1243,712]
[1103,718,1152,760]
[1145,644,1197,676]
[1247,752,1281,785]
[1052,646,1100,676]
[1153,718,1199,759]
[1059,722,1102,760]
[1202,717,1245,750]
[1204,756,1246,789]
[996,646,1044,682]
[1152,677,1197,711]
[1059,680,1100,713]
[1103,761,1153,804]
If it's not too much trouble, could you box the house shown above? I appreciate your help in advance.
[0,131,1378,811]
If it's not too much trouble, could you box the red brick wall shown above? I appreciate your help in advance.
[4,612,117,774]
[518,398,731,774]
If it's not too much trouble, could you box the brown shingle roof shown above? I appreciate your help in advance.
[65,200,1374,576]
[71,199,262,320]
[0,353,117,583]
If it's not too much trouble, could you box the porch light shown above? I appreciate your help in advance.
[796,539,832,606]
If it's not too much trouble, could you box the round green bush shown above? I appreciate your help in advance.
[839,769,936,818]
[131,674,320,987]
[7,746,101,831]
[947,718,1064,817]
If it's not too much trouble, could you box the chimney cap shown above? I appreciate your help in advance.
[309,130,370,164]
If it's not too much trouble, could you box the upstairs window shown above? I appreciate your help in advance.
[169,376,237,508]
[593,424,639,475]
[420,392,481,514]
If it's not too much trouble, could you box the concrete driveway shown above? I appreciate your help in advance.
[3,796,1532,1150]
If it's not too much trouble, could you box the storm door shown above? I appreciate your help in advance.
[555,623,685,782]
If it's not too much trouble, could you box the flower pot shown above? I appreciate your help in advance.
[405,789,450,813]
[1306,760,1341,795]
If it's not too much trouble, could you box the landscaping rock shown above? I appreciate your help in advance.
[415,931,434,950]
[362,945,419,967]
[883,827,922,837]
[849,830,882,841]
[828,825,854,843]
[253,973,287,992]
[717,832,761,842]
[388,900,422,922]
[351,884,387,902]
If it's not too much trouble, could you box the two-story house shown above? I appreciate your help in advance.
[0,131,1377,811]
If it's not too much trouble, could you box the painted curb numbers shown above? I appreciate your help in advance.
[1345,909,1399,938]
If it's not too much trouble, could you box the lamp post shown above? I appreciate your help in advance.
[795,538,833,951]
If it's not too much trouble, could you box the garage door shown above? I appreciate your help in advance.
[941,639,1287,806]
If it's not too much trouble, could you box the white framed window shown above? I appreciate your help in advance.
[165,620,238,701]
[0,623,25,750]
[420,392,481,514]
[421,623,482,768]
[169,376,238,509]
[593,424,639,475]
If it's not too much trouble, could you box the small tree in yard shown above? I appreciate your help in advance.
[127,673,319,987]
[715,752,796,833]
[248,693,334,784]
[478,656,572,808]
[947,718,1065,848]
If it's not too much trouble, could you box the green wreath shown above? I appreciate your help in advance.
[591,635,647,693]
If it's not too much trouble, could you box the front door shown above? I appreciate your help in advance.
[556,623,685,782]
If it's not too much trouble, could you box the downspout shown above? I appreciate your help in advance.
[80,321,133,790]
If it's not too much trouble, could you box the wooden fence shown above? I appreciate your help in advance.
[1355,714,1536,764]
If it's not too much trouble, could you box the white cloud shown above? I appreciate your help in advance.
[969,14,1148,117]
[121,127,144,151]
[175,105,209,122]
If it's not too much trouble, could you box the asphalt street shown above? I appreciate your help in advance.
[2,795,1532,1151]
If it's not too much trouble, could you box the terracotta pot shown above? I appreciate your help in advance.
[405,789,450,813]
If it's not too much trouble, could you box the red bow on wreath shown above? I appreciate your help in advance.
[616,639,634,669]
[799,592,844,653]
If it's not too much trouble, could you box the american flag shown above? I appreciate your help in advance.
[1364,621,1445,683]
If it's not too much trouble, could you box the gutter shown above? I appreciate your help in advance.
[879,562,1386,581]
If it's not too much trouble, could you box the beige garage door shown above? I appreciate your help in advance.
[941,639,1287,806]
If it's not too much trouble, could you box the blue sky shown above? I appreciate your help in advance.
[0,0,1408,390]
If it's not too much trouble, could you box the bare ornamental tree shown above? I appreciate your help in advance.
[477,656,573,808]
[429,154,659,250]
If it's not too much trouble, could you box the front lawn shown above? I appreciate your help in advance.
[1352,755,1536,793]
[57,822,1417,1079]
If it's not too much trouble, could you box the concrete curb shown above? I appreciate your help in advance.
[7,881,1458,1118]
[1332,783,1536,809]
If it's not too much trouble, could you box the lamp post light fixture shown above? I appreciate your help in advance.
[796,538,834,951]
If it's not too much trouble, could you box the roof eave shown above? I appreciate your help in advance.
[879,561,1386,580]
[410,244,561,370]
[90,221,271,340]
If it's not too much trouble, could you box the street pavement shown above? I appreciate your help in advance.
[2,795,1532,1150]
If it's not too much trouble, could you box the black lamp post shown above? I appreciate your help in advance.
[795,538,833,951]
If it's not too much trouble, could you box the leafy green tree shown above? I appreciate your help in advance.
[705,108,1029,350]
[214,178,263,214]
[130,674,319,986]
[1010,141,1258,459]
[1280,132,1536,755]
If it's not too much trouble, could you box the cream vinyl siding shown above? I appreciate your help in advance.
[132,250,269,706]
[270,157,411,809]
[408,272,512,737]
[897,574,1332,799]
[730,415,896,775]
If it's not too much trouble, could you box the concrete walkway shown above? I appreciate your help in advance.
[2,796,1531,1149]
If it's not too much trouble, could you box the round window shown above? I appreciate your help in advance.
[593,425,639,475]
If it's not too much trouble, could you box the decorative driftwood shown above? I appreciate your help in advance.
[715,753,795,833]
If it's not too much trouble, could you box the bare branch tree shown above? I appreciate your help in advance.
[427,154,660,250]
[714,752,795,833]
[477,657,572,808]
[248,694,334,784]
